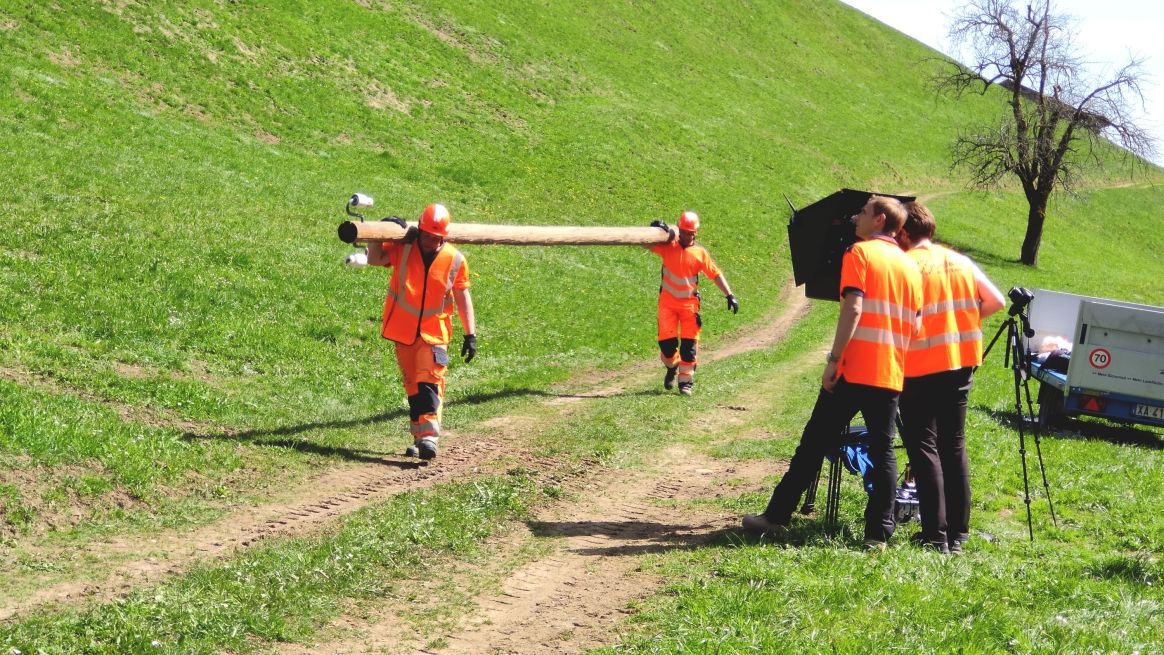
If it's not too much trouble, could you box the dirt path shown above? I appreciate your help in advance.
[279,447,780,655]
[0,285,810,623]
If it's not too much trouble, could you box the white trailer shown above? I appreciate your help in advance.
[1025,288,1164,428]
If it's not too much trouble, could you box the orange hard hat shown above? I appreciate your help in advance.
[418,203,451,237]
[677,210,700,232]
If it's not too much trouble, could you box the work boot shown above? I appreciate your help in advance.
[741,514,788,536]
[678,381,693,396]
[404,444,420,457]
[862,539,887,553]
[663,366,678,390]
[417,437,438,461]
[948,535,968,555]
[910,532,949,554]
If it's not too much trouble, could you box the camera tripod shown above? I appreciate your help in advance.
[980,300,1058,541]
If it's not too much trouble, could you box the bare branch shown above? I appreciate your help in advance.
[933,0,1158,265]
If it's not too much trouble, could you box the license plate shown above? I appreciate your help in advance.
[1132,403,1164,420]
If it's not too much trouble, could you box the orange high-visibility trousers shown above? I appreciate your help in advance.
[394,340,449,442]
[657,298,700,383]
[657,301,702,342]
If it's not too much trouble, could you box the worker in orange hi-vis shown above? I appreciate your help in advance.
[366,203,476,461]
[646,211,738,396]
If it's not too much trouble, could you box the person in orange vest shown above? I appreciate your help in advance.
[647,211,738,396]
[366,203,476,461]
[896,202,1004,553]
[743,195,921,550]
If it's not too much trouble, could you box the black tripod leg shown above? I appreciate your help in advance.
[801,460,822,515]
[1020,368,1058,527]
[826,456,841,534]
[1009,323,1036,541]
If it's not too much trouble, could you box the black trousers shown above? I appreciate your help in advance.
[762,377,901,542]
[899,367,974,545]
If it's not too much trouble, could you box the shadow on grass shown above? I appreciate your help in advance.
[979,406,1164,450]
[528,518,740,556]
[943,242,1021,268]
[178,385,671,465]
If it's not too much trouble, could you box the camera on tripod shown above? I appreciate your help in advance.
[1007,286,1034,316]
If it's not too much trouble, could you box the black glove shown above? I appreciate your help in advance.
[461,334,477,362]
[727,294,739,314]
[649,219,669,232]
[383,215,407,229]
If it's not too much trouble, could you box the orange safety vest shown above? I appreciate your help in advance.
[905,243,983,377]
[651,241,722,306]
[836,236,921,392]
[380,242,469,345]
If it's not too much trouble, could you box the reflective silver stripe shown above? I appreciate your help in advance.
[662,286,697,299]
[861,298,917,323]
[851,326,909,348]
[908,330,983,351]
[677,363,696,373]
[920,298,979,316]
[662,268,698,287]
[411,419,440,437]
[445,251,465,294]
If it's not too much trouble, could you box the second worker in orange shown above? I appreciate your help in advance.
[647,211,738,396]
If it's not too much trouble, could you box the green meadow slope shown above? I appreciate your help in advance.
[3,0,1163,525]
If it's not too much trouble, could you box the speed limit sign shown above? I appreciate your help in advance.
[1089,348,1112,369]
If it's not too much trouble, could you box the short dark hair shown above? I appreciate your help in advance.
[870,195,907,234]
[901,201,936,241]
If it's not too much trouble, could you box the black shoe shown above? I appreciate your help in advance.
[910,532,950,554]
[404,444,420,457]
[663,367,678,390]
[742,514,788,536]
[417,437,438,461]
[678,381,693,396]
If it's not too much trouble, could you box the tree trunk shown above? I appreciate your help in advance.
[1020,195,1048,266]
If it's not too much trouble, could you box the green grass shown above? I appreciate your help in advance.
[2,0,1164,651]
[0,472,537,654]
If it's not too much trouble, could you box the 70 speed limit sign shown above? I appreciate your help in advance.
[1089,348,1112,369]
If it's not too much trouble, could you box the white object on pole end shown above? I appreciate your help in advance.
[349,193,374,209]
[344,250,368,268]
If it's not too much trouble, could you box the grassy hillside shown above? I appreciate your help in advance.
[2,0,1163,651]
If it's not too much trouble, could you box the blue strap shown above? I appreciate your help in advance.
[826,430,876,493]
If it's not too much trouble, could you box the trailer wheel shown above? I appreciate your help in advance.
[1037,383,1065,429]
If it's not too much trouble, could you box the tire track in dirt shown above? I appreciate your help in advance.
[0,284,809,623]
[277,447,781,655]
[429,451,768,655]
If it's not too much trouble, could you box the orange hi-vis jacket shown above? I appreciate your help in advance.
[651,241,722,308]
[837,235,922,392]
[905,243,983,377]
[378,242,470,346]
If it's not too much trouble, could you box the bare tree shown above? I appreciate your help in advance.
[935,0,1155,266]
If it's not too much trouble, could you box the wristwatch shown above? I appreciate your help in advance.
[825,352,841,363]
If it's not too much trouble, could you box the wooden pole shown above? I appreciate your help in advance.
[337,221,671,246]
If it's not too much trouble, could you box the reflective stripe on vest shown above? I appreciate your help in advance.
[905,244,983,377]
[661,267,699,299]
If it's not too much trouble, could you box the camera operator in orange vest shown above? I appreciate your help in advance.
[896,202,1004,553]
[743,195,921,550]
[647,211,738,396]
[366,203,476,461]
